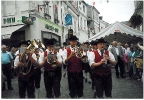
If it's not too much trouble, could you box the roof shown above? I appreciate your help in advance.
[88,21,143,43]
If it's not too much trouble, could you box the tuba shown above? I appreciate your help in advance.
[19,40,39,75]
[47,51,58,68]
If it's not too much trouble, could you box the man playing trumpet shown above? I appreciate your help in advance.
[37,38,62,98]
[62,35,84,98]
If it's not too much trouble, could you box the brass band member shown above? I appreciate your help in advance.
[32,49,41,98]
[82,42,92,84]
[89,39,116,98]
[14,40,36,98]
[38,38,62,98]
[89,40,97,90]
[62,35,84,98]
[60,42,68,77]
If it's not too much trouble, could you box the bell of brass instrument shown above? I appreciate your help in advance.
[34,39,45,51]
[47,51,58,68]
[73,45,84,58]
[80,46,89,63]
[19,40,39,75]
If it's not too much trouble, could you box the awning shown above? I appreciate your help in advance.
[1,24,25,39]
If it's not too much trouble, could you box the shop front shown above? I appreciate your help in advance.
[1,14,29,47]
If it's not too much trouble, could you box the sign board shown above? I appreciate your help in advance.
[65,14,72,26]
[45,24,59,33]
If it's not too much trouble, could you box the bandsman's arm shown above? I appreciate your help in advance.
[88,52,105,69]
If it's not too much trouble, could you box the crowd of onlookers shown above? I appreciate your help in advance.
[108,41,143,81]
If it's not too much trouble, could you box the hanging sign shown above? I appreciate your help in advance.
[65,14,72,26]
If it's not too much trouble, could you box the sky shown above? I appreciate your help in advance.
[85,0,135,24]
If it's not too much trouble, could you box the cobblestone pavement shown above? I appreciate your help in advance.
[2,68,143,99]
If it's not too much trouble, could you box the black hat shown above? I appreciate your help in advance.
[68,35,78,40]
[19,40,29,46]
[84,41,90,45]
[63,42,67,45]
[90,40,97,45]
[96,38,107,45]
[46,39,55,45]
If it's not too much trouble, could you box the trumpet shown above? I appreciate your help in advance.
[72,45,89,63]
[47,51,57,68]
[19,40,39,75]
[72,45,84,58]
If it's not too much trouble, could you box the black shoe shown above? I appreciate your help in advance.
[121,76,125,78]
[8,87,13,90]
[93,92,97,98]
[92,85,94,90]
[2,87,5,91]
[116,76,119,78]
[85,79,87,82]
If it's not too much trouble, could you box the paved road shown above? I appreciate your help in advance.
[2,68,143,99]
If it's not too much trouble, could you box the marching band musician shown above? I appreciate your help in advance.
[14,40,36,98]
[88,38,116,98]
[82,41,92,84]
[62,35,84,98]
[88,40,97,90]
[60,42,68,77]
[31,49,42,98]
[37,38,62,98]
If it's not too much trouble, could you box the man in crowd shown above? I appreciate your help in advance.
[1,45,14,91]
[110,41,125,78]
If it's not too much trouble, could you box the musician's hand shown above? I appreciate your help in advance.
[17,62,25,67]
[70,51,75,57]
[100,59,106,65]
[44,56,48,62]
[25,49,31,55]
[104,54,110,60]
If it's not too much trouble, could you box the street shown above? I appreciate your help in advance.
[2,68,143,99]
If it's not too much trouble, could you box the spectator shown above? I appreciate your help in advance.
[110,41,125,78]
[1,45,14,90]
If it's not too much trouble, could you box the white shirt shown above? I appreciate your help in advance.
[88,49,116,69]
[38,49,63,64]
[124,47,130,56]
[114,47,119,55]
[14,52,41,68]
[62,46,75,65]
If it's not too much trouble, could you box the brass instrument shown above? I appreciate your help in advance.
[34,39,45,51]
[47,51,58,68]
[19,40,39,75]
[72,45,84,58]
[80,46,89,63]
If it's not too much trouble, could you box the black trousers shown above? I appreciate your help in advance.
[94,74,112,98]
[34,68,41,89]
[2,63,12,88]
[18,76,35,98]
[84,63,91,73]
[115,56,124,77]
[68,71,83,98]
[44,70,61,98]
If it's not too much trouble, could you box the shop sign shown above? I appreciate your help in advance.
[1,34,11,39]
[3,17,15,24]
[45,24,59,33]
[65,14,72,26]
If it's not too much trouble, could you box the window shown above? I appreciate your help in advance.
[79,1,81,5]
[83,5,85,12]
[81,18,82,29]
[53,4,58,24]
